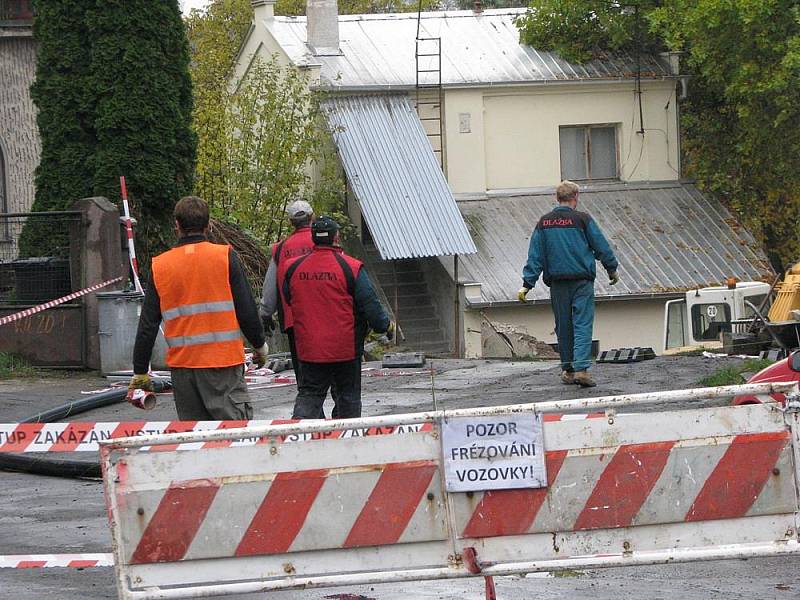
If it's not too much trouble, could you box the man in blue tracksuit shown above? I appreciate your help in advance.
[518,181,619,387]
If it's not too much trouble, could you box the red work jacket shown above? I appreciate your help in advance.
[285,246,363,363]
[272,227,313,331]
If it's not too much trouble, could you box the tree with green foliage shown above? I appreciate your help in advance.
[515,0,800,270]
[185,0,253,211]
[187,0,346,249]
[27,0,196,265]
[659,1,800,272]
[26,1,95,256]
[452,0,533,13]
[514,0,662,63]
[87,0,196,259]
[221,56,339,243]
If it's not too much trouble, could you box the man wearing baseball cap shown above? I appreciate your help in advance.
[260,199,315,393]
[283,215,394,418]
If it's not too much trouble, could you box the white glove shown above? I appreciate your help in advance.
[252,344,269,369]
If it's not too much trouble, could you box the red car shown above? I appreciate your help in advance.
[732,352,800,405]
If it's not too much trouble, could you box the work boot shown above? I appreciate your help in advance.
[573,370,597,388]
[560,370,576,385]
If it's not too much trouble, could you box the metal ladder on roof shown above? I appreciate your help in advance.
[415,36,444,170]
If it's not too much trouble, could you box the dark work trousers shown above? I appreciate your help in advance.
[287,327,340,419]
[292,359,361,419]
[286,327,304,386]
[170,364,253,420]
[549,279,595,373]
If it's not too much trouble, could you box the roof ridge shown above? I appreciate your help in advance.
[274,7,526,23]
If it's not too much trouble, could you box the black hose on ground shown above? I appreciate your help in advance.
[0,379,171,479]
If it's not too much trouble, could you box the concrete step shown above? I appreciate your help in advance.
[396,304,438,320]
[398,317,442,334]
[373,270,425,285]
[400,337,452,355]
[386,291,441,304]
[381,282,430,297]
[369,264,425,279]
[362,252,424,273]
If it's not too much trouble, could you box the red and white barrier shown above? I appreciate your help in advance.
[0,276,123,328]
[0,420,435,453]
[0,554,113,569]
[99,382,800,599]
[119,176,142,294]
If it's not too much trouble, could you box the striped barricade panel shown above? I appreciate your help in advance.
[104,427,451,594]
[453,405,798,564]
[101,401,800,599]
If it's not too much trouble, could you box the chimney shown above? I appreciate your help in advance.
[307,0,340,55]
[252,0,275,22]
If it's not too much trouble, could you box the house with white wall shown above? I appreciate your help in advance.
[236,0,772,357]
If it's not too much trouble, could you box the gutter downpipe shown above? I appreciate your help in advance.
[454,254,460,357]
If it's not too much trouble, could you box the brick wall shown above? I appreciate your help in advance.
[0,1,34,22]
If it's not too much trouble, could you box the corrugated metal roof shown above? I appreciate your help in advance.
[323,94,477,260]
[268,9,673,89]
[457,182,773,305]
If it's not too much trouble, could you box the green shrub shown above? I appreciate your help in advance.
[0,353,36,379]
[699,358,774,387]
[28,0,196,273]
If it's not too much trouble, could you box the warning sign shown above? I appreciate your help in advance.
[441,414,547,492]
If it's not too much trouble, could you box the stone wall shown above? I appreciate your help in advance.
[0,30,39,215]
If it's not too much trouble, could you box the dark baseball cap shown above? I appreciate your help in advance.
[312,215,340,245]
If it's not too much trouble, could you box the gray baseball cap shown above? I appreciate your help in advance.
[287,200,313,220]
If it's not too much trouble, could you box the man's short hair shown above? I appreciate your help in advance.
[556,180,580,203]
[174,196,209,233]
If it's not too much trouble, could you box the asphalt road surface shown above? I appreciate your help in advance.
[1,355,797,599]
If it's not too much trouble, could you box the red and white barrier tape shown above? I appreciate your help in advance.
[0,553,113,569]
[0,415,601,453]
[0,276,124,327]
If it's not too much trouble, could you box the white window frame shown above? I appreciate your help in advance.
[559,124,620,181]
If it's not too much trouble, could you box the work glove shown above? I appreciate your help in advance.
[609,271,620,286]
[252,344,269,369]
[261,314,275,336]
[517,287,530,303]
[385,321,396,341]
[128,373,154,392]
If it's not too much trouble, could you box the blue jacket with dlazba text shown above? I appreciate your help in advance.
[522,206,618,288]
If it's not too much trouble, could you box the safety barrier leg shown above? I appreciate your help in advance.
[463,547,497,600]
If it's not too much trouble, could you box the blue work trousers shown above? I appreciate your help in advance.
[549,280,595,372]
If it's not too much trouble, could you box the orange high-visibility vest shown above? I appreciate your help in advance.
[152,241,245,368]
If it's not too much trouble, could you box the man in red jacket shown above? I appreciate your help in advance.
[284,216,393,419]
[259,200,314,385]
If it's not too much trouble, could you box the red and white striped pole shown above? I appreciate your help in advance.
[119,176,142,294]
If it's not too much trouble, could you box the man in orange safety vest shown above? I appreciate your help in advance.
[129,196,268,419]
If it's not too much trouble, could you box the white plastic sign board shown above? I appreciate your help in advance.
[441,414,546,492]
